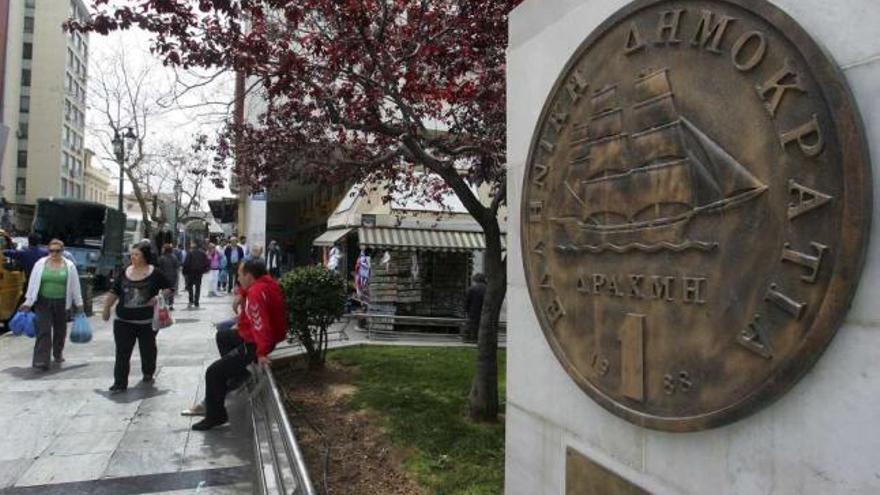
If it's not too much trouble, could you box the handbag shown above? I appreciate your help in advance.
[10,311,36,338]
[70,313,93,343]
[152,296,174,331]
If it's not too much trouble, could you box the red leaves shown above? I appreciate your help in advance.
[71,0,524,207]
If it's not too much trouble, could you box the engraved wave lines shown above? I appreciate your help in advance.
[557,240,718,254]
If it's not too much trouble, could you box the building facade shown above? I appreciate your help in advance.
[0,0,89,230]
[83,148,109,205]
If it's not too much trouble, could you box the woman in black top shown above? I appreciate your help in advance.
[102,243,171,393]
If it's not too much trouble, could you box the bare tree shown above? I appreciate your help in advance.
[87,44,174,237]
[141,141,210,220]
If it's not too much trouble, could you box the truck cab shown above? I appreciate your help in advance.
[0,230,25,329]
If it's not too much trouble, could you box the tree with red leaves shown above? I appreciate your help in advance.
[68,0,522,422]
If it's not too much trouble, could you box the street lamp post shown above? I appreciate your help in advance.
[112,127,137,258]
[172,179,182,245]
[111,127,137,213]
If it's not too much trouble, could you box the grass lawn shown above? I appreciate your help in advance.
[330,346,507,495]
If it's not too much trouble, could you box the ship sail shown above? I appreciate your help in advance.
[680,117,767,208]
[552,67,766,251]
[582,160,693,224]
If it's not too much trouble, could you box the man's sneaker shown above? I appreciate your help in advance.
[181,401,207,416]
[192,414,228,431]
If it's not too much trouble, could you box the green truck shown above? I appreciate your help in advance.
[32,198,125,289]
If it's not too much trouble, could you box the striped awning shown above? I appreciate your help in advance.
[312,228,354,247]
[358,227,504,252]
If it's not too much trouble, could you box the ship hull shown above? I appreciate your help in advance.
[552,215,690,251]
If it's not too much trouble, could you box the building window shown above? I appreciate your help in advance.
[16,178,26,196]
[18,123,28,139]
[26,0,35,8]
[24,17,34,34]
[21,69,31,87]
[23,43,32,60]
[18,151,27,168]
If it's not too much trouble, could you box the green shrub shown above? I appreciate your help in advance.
[279,265,346,369]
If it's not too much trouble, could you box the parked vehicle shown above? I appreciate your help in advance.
[123,216,144,252]
[0,229,25,331]
[32,198,125,289]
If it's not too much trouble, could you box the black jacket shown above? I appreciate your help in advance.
[464,282,487,324]
[182,249,210,276]
[224,245,244,268]
[157,253,180,286]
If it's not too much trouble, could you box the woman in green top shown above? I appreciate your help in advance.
[21,239,84,370]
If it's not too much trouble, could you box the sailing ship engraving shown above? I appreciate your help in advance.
[553,68,767,254]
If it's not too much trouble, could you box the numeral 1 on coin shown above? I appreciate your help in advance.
[619,313,646,402]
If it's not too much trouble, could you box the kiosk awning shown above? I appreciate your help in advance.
[312,228,354,247]
[358,227,504,252]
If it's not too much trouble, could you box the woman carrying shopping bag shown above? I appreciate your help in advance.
[102,243,171,393]
[19,239,83,370]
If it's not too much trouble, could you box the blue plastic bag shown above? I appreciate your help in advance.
[70,313,92,344]
[9,311,36,338]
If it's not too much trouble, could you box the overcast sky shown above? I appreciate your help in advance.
[85,26,235,205]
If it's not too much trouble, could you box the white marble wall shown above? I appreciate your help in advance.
[505,1,880,494]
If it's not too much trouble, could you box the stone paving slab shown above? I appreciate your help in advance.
[0,291,253,494]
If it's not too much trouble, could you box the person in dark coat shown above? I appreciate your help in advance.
[157,244,180,310]
[266,240,282,278]
[463,273,487,343]
[3,233,47,281]
[182,242,210,309]
[223,237,245,291]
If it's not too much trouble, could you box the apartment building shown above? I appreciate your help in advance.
[0,0,89,230]
[83,148,109,205]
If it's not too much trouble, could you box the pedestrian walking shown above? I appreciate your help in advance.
[246,244,264,263]
[224,237,244,292]
[463,273,487,343]
[102,243,171,393]
[182,242,210,309]
[3,233,47,281]
[216,239,228,293]
[266,240,282,278]
[157,244,180,310]
[20,239,84,370]
[192,259,288,431]
[206,242,221,297]
[239,236,249,259]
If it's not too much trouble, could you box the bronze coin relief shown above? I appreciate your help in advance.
[521,0,871,431]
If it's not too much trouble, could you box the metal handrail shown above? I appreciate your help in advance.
[250,365,318,495]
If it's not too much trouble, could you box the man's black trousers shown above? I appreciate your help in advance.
[185,274,202,306]
[205,330,255,420]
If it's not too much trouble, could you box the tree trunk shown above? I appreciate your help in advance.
[125,166,153,240]
[469,217,506,422]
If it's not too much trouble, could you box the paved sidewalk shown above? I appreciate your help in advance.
[0,291,253,494]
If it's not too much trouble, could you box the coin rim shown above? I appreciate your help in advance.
[519,0,873,432]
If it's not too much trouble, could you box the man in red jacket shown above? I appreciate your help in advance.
[192,258,288,431]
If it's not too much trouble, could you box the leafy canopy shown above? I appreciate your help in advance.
[70,0,522,210]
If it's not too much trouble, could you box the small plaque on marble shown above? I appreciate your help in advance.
[566,447,649,495]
